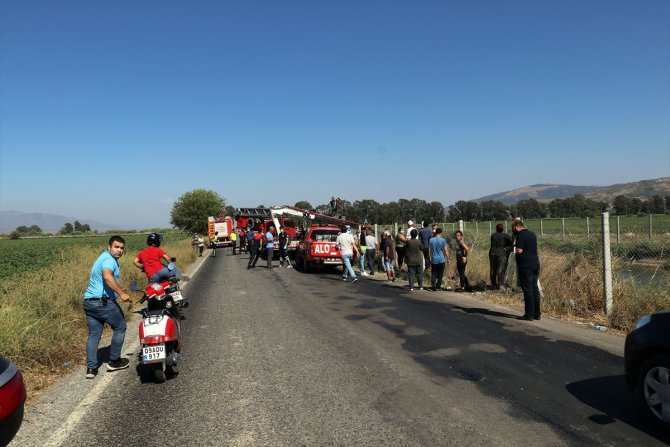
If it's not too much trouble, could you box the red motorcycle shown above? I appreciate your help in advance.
[132,276,188,383]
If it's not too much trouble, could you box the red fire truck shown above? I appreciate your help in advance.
[207,215,234,247]
[235,206,366,265]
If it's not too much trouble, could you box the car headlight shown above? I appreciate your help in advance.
[635,315,652,330]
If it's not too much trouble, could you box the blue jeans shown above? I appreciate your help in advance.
[84,299,127,369]
[359,250,366,272]
[341,254,357,279]
[148,266,181,283]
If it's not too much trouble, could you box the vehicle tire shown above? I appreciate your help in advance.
[634,354,670,430]
[302,254,309,272]
[153,363,166,383]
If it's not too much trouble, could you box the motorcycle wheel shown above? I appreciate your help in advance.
[153,363,166,383]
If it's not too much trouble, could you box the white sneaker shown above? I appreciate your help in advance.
[343,278,347,281]
[361,272,369,276]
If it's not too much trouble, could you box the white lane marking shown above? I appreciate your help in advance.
[44,257,205,446]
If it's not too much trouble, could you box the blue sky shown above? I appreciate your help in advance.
[1,0,668,229]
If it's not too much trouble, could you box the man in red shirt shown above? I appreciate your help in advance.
[134,233,182,283]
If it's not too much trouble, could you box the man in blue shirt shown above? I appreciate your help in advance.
[265,226,275,269]
[428,228,450,291]
[83,236,131,379]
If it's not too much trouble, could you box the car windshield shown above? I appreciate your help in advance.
[310,230,339,242]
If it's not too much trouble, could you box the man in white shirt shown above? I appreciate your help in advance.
[337,226,359,283]
[364,231,379,275]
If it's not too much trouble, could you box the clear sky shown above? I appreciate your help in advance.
[1,0,668,229]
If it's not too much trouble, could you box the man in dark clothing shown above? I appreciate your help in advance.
[489,223,513,289]
[513,219,541,320]
[419,222,433,271]
[246,229,258,269]
[278,226,292,268]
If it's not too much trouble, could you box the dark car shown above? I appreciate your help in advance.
[624,311,670,430]
[0,354,26,447]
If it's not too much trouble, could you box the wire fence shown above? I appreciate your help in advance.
[372,214,670,331]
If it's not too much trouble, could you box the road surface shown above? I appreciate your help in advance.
[12,251,670,446]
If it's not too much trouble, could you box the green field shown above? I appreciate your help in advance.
[0,233,188,281]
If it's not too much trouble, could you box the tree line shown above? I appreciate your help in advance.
[168,190,670,236]
[296,194,670,224]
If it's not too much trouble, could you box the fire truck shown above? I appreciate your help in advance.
[207,215,234,247]
[234,206,366,265]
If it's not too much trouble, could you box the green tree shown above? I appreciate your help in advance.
[170,189,226,235]
[60,222,74,234]
[479,200,509,221]
[650,195,665,214]
[294,201,313,210]
[515,199,547,219]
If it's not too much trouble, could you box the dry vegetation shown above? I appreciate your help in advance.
[0,236,195,398]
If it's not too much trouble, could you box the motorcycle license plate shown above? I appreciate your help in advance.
[143,344,166,363]
[171,291,183,301]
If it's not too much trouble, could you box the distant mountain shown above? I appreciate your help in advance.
[0,210,118,233]
[475,177,670,205]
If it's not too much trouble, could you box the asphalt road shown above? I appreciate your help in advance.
[12,250,670,446]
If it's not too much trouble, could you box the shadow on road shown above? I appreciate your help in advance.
[320,277,667,444]
[566,375,670,444]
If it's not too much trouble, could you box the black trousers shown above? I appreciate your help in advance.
[396,246,405,269]
[456,258,469,289]
[365,249,376,274]
[248,245,260,267]
[407,265,423,289]
[489,250,508,288]
[518,263,541,318]
[430,262,446,289]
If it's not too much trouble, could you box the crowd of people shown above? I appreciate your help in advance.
[335,219,541,321]
[81,217,540,380]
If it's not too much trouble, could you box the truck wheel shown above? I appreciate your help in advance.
[302,255,309,272]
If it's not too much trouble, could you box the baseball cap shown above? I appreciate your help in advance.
[408,220,414,226]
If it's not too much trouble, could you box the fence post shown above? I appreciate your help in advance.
[489,221,492,235]
[562,218,565,240]
[459,220,464,232]
[616,215,620,244]
[601,212,613,316]
[475,221,479,238]
[394,222,397,236]
[649,214,653,241]
[587,217,590,242]
[374,224,378,240]
[540,218,544,239]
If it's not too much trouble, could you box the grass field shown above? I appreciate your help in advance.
[0,233,187,281]
[0,233,194,396]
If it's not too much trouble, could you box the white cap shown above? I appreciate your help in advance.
[408,220,414,226]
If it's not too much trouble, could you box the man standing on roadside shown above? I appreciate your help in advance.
[247,228,258,269]
[337,226,359,283]
[428,228,450,291]
[419,221,433,272]
[230,230,237,255]
[83,236,131,379]
[265,225,275,269]
[513,218,542,320]
[278,226,292,268]
[364,230,379,276]
[489,223,513,289]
